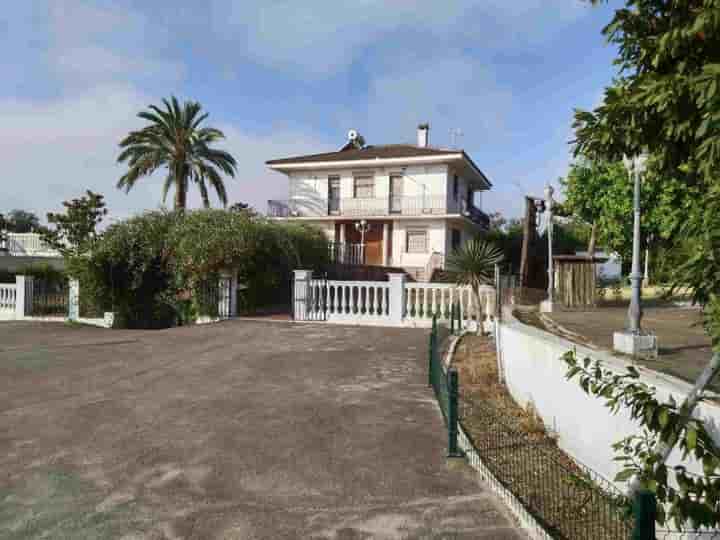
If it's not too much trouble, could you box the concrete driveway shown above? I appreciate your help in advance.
[0,320,523,539]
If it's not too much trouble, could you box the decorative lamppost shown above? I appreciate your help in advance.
[540,184,555,312]
[355,219,371,265]
[614,152,657,357]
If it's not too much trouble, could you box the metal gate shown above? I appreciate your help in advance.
[292,271,328,321]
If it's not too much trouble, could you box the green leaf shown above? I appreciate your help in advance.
[686,426,698,451]
[614,469,635,482]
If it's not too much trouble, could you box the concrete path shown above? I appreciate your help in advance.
[0,320,524,539]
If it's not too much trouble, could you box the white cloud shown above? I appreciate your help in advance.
[0,87,329,221]
[209,0,592,76]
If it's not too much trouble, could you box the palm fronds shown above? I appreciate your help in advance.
[117,96,237,210]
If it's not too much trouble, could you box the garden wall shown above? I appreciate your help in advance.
[496,315,720,489]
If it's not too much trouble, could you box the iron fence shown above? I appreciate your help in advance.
[427,318,636,539]
[30,278,69,317]
[458,395,632,540]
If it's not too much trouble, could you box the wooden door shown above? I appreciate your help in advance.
[364,226,383,266]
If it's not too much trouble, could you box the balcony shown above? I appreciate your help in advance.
[0,233,60,257]
[267,196,489,227]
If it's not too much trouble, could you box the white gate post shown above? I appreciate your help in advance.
[68,279,80,321]
[15,275,29,319]
[387,273,406,326]
[293,270,312,320]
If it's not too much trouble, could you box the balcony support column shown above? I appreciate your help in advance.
[382,222,390,266]
[339,223,346,263]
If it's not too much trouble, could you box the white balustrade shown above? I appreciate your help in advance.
[0,284,17,320]
[294,270,496,329]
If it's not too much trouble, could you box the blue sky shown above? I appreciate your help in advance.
[0,0,623,222]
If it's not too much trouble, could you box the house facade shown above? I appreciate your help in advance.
[266,125,491,281]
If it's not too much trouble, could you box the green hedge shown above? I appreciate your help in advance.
[71,210,328,328]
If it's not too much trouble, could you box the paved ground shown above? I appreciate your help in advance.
[0,320,523,540]
[545,306,718,392]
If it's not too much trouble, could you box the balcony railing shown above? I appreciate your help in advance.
[268,196,489,227]
[0,233,60,257]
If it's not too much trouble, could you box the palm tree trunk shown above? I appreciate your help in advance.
[174,169,187,210]
[473,288,483,336]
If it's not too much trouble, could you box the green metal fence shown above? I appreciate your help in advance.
[426,315,642,539]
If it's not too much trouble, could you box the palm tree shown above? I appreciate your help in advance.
[446,238,504,334]
[117,96,237,210]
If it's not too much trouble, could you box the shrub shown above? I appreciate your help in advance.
[73,209,329,328]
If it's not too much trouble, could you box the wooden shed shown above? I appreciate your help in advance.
[553,255,607,310]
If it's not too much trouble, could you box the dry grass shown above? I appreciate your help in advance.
[450,334,632,540]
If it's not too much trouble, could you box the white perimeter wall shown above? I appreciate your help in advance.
[497,316,720,489]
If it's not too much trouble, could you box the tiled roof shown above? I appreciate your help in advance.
[266,144,461,165]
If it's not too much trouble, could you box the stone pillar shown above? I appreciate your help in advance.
[15,275,32,319]
[382,222,390,266]
[68,279,80,321]
[387,273,406,326]
[293,269,312,321]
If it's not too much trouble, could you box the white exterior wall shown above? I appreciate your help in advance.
[288,164,449,214]
[390,219,447,268]
[497,317,720,489]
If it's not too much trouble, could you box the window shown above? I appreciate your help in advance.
[453,174,459,200]
[451,228,461,250]
[353,176,374,198]
[406,229,428,253]
[328,176,340,213]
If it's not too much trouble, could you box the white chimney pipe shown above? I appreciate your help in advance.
[417,123,429,148]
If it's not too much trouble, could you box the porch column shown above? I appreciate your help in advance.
[382,222,389,266]
[339,223,346,263]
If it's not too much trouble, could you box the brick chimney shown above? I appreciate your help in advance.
[417,123,429,148]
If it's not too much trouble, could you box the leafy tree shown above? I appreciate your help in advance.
[42,191,107,258]
[446,239,504,334]
[2,209,41,233]
[568,1,720,529]
[117,96,237,210]
[573,0,720,311]
[564,350,720,530]
[229,201,258,217]
[560,158,676,264]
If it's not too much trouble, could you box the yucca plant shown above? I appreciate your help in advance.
[117,96,237,210]
[446,238,504,334]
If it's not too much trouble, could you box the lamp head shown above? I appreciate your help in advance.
[635,152,649,175]
[622,153,633,173]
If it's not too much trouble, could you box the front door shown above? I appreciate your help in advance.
[389,174,403,214]
[364,226,383,266]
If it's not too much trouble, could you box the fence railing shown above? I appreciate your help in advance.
[267,196,490,227]
[0,283,16,320]
[30,278,69,317]
[292,269,496,328]
[2,233,60,256]
[328,242,364,265]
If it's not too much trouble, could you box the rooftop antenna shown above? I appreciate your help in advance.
[449,128,464,149]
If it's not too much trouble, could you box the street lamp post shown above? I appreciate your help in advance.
[623,153,647,334]
[355,219,371,265]
[614,152,657,357]
[540,184,555,312]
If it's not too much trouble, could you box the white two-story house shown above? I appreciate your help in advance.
[266,124,492,281]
